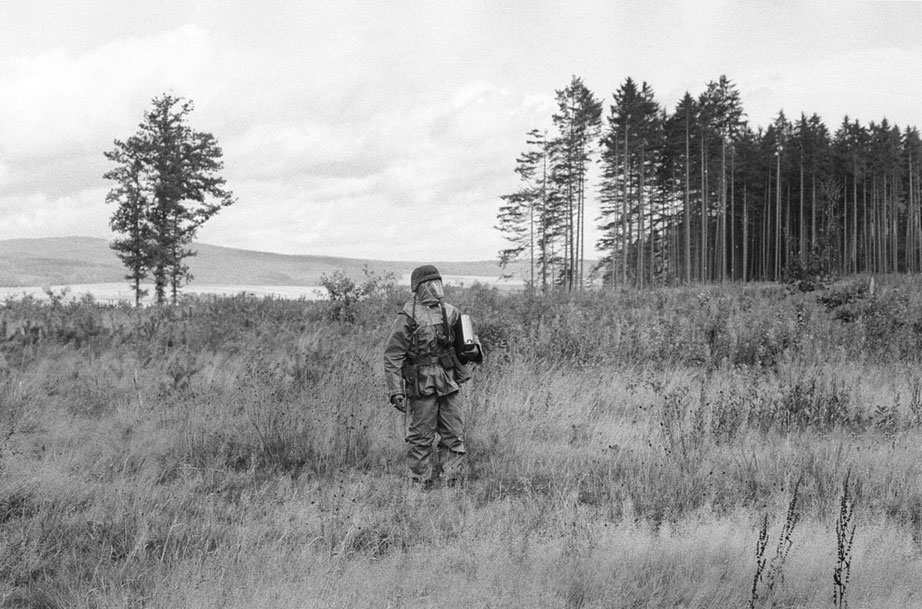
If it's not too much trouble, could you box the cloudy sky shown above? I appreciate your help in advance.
[2,1,922,261]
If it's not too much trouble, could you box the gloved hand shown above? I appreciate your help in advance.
[390,394,406,413]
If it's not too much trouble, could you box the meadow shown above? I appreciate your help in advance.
[2,276,922,608]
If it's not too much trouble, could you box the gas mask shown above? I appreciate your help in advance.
[415,279,444,305]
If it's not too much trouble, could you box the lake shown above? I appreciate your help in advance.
[0,275,523,305]
[0,283,327,305]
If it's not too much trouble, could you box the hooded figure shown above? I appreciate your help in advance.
[383,265,482,486]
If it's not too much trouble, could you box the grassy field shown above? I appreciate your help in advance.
[2,277,922,608]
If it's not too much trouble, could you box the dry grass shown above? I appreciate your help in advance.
[2,280,922,607]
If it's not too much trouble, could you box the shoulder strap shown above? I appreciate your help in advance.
[399,297,419,326]
[407,296,420,350]
[439,301,454,343]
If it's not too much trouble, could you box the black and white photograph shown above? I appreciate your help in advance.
[2,1,922,607]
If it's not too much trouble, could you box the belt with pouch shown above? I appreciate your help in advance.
[408,353,453,367]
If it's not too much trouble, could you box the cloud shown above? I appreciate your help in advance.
[0,25,216,160]
[0,188,109,241]
[4,152,107,198]
[0,21,540,260]
[226,121,392,182]
[739,48,922,130]
[197,76,549,260]
[0,25,239,249]
[0,9,582,260]
[188,78,552,260]
[197,175,510,261]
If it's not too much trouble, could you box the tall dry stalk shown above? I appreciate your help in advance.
[833,471,856,609]
[749,476,802,608]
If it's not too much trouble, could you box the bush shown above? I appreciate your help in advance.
[320,266,395,323]
[782,252,835,293]
[817,278,872,321]
[817,278,922,360]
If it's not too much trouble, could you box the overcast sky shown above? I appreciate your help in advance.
[2,1,922,261]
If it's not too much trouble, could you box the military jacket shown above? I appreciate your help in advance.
[383,298,468,398]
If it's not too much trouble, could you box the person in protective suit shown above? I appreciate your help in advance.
[383,265,483,486]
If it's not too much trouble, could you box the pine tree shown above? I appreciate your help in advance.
[498,129,550,289]
[104,94,235,305]
[699,76,745,282]
[767,112,792,279]
[632,82,663,288]
[904,127,922,272]
[804,114,832,259]
[550,76,602,291]
[731,126,764,281]
[597,78,660,287]
[103,134,154,306]
[664,93,700,284]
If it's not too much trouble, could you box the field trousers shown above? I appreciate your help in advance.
[406,390,466,484]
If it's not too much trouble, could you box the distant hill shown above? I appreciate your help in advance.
[0,237,528,287]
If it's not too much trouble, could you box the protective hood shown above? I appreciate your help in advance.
[415,279,444,306]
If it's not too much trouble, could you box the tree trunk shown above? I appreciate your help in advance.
[811,172,817,253]
[684,111,692,284]
[700,134,708,282]
[775,152,781,280]
[639,144,646,289]
[785,182,791,271]
[720,136,727,282]
[852,165,858,274]
[622,120,630,285]
[730,148,735,281]
[797,150,807,260]
[576,150,584,290]
[743,187,748,282]
[862,179,868,272]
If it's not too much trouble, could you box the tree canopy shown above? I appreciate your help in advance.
[104,94,235,305]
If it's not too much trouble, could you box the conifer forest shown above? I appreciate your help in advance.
[499,75,922,290]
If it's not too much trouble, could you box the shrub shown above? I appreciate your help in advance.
[782,252,835,293]
[818,279,922,360]
[320,266,395,323]
[817,278,872,322]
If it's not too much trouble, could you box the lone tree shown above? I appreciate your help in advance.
[104,93,235,305]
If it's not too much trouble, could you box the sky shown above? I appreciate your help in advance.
[2,0,922,262]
